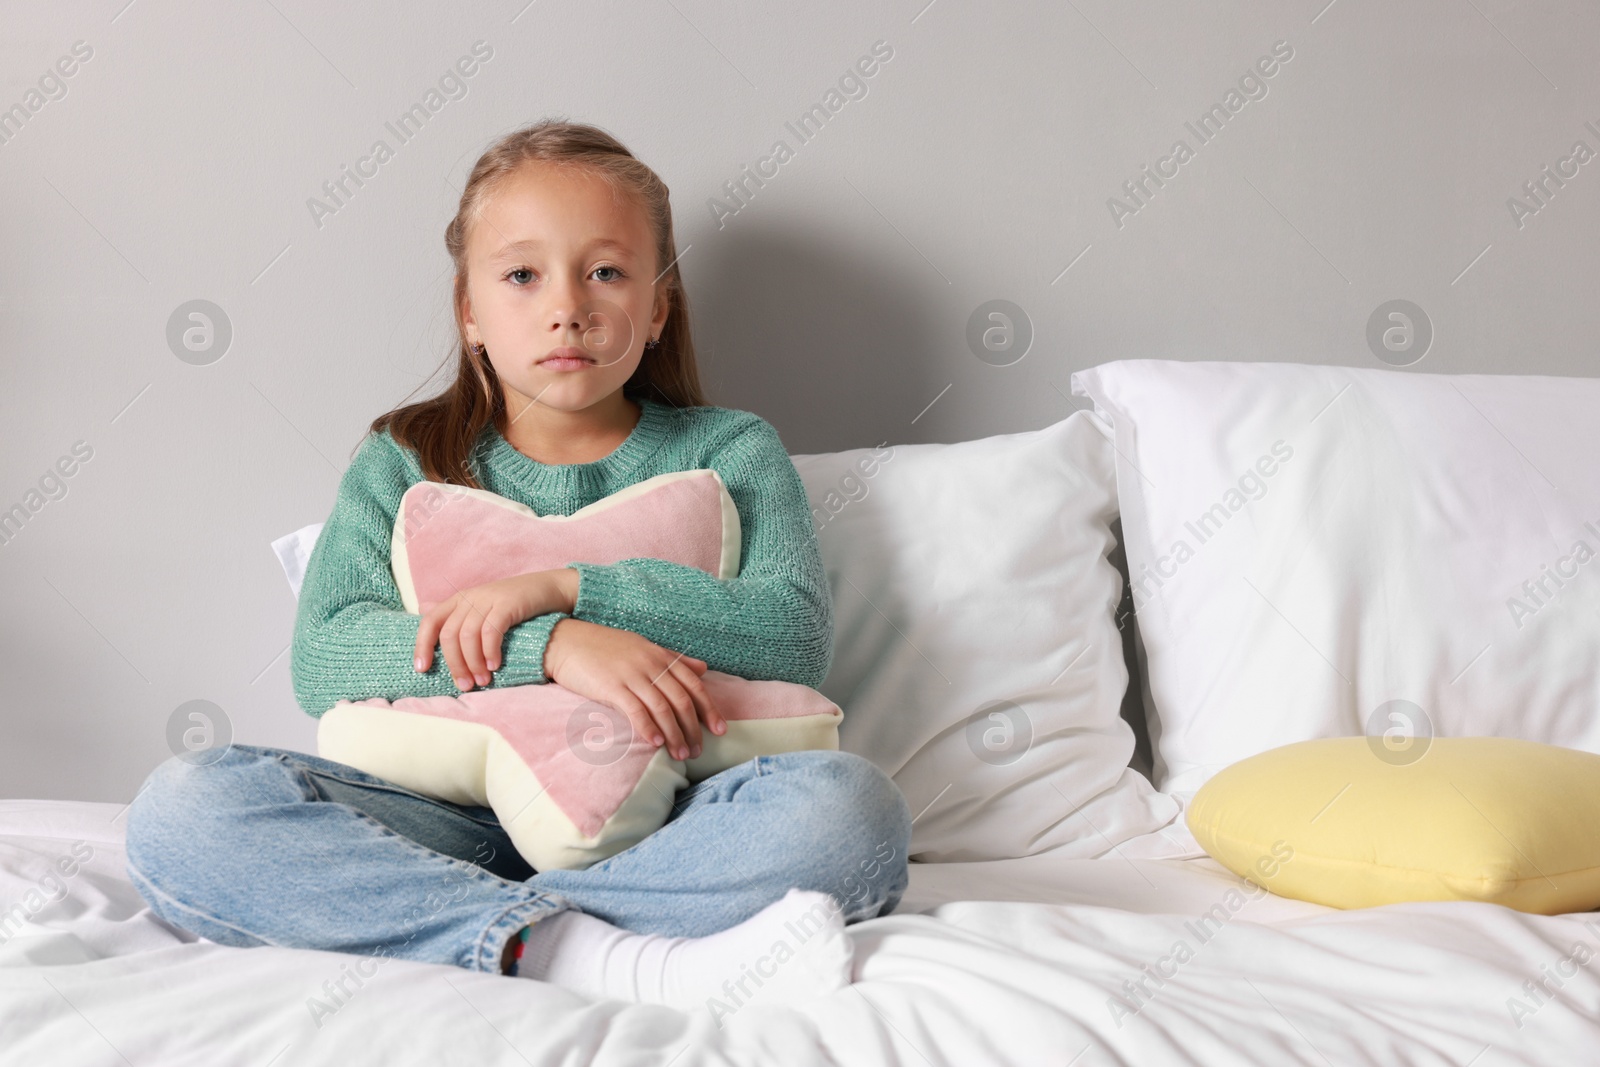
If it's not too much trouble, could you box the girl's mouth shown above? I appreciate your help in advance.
[539,347,594,371]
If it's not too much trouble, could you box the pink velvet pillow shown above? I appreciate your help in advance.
[392,470,741,613]
[317,470,843,872]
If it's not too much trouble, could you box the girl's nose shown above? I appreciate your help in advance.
[545,279,584,331]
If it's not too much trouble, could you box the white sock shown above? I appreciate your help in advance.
[509,888,854,1011]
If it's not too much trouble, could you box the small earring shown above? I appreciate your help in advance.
[471,341,484,356]
[644,337,660,350]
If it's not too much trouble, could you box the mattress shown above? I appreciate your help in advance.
[3,798,1596,1065]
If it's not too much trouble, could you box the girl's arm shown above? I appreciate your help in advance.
[289,432,567,718]
[564,414,835,689]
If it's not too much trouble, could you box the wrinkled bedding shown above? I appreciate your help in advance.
[3,799,1596,1066]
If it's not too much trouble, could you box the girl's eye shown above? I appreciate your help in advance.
[503,266,621,285]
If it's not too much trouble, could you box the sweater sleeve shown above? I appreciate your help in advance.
[565,415,835,689]
[289,432,566,718]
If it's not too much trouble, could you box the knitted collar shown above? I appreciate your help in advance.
[475,397,678,496]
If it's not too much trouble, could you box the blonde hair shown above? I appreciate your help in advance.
[368,118,705,487]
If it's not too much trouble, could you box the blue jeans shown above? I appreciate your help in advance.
[123,744,910,974]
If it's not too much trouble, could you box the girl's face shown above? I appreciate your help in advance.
[460,163,669,416]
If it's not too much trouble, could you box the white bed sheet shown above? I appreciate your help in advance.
[3,798,1597,1066]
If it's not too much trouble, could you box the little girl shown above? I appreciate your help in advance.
[124,119,911,1010]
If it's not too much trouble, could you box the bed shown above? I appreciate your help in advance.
[4,797,1596,1065]
[9,358,1600,1065]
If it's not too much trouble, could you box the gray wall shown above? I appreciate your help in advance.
[3,1,1596,802]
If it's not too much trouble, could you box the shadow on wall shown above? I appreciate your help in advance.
[688,221,949,456]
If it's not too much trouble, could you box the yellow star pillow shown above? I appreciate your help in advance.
[1187,736,1600,915]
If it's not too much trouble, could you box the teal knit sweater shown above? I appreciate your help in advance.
[290,399,834,718]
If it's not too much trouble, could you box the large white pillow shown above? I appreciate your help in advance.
[791,412,1180,862]
[274,411,1183,862]
[1072,359,1600,799]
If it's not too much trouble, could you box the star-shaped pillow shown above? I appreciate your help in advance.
[316,470,843,871]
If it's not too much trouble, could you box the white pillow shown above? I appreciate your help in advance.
[792,412,1180,862]
[272,524,323,599]
[274,412,1183,862]
[1073,359,1600,799]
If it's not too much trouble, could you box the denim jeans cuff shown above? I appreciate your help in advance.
[473,895,573,973]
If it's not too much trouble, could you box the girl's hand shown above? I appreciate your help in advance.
[543,618,726,761]
[414,569,578,691]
